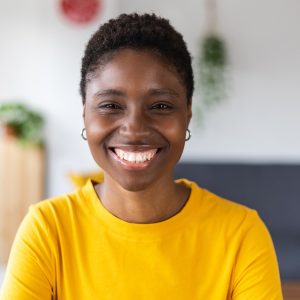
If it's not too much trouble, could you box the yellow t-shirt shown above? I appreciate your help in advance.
[0,179,282,300]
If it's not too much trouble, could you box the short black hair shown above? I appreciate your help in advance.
[80,13,194,105]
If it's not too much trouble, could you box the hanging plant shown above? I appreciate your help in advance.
[199,34,227,106]
[0,103,44,147]
[196,0,228,119]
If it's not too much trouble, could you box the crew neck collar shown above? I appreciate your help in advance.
[81,178,202,240]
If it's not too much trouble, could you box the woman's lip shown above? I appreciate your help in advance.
[108,145,161,151]
[109,147,159,170]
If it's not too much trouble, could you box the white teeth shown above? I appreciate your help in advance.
[136,153,143,163]
[128,153,135,162]
[114,149,157,163]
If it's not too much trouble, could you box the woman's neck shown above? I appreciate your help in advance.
[95,175,190,224]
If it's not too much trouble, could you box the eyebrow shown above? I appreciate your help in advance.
[94,89,125,98]
[93,88,179,98]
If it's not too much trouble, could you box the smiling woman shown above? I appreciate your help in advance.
[84,49,191,195]
[0,13,283,300]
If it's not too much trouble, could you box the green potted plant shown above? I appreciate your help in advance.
[0,103,44,147]
[199,34,227,107]
[195,0,229,124]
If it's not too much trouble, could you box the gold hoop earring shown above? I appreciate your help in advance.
[185,128,191,141]
[81,128,87,141]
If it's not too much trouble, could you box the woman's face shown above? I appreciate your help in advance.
[84,49,192,191]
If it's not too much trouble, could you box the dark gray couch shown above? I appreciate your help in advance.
[174,163,300,280]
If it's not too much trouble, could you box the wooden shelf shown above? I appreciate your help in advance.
[0,137,44,264]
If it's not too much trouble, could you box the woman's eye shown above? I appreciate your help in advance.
[151,103,173,110]
[98,103,122,110]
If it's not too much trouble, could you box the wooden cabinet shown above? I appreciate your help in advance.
[0,137,44,264]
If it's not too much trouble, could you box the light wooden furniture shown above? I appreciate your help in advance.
[0,137,44,264]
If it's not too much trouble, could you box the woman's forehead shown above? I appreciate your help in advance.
[86,49,186,97]
[95,48,176,72]
[89,49,185,87]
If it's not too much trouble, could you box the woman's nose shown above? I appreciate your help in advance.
[119,108,151,140]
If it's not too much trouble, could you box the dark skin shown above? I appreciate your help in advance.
[83,49,192,224]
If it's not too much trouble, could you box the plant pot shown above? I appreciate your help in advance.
[1,125,17,139]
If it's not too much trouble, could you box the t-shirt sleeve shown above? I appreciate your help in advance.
[231,210,283,300]
[0,205,55,300]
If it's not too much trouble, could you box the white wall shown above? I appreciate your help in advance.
[0,0,299,197]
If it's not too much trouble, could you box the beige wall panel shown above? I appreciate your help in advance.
[0,138,44,264]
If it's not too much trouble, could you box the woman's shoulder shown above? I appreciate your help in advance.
[28,179,96,225]
[179,178,262,230]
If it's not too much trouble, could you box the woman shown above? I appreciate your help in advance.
[0,13,282,299]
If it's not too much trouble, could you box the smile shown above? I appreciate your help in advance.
[114,148,157,163]
[109,147,160,170]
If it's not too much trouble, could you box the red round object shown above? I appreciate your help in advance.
[60,0,101,24]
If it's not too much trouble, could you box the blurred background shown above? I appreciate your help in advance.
[1,0,300,197]
[0,0,299,297]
